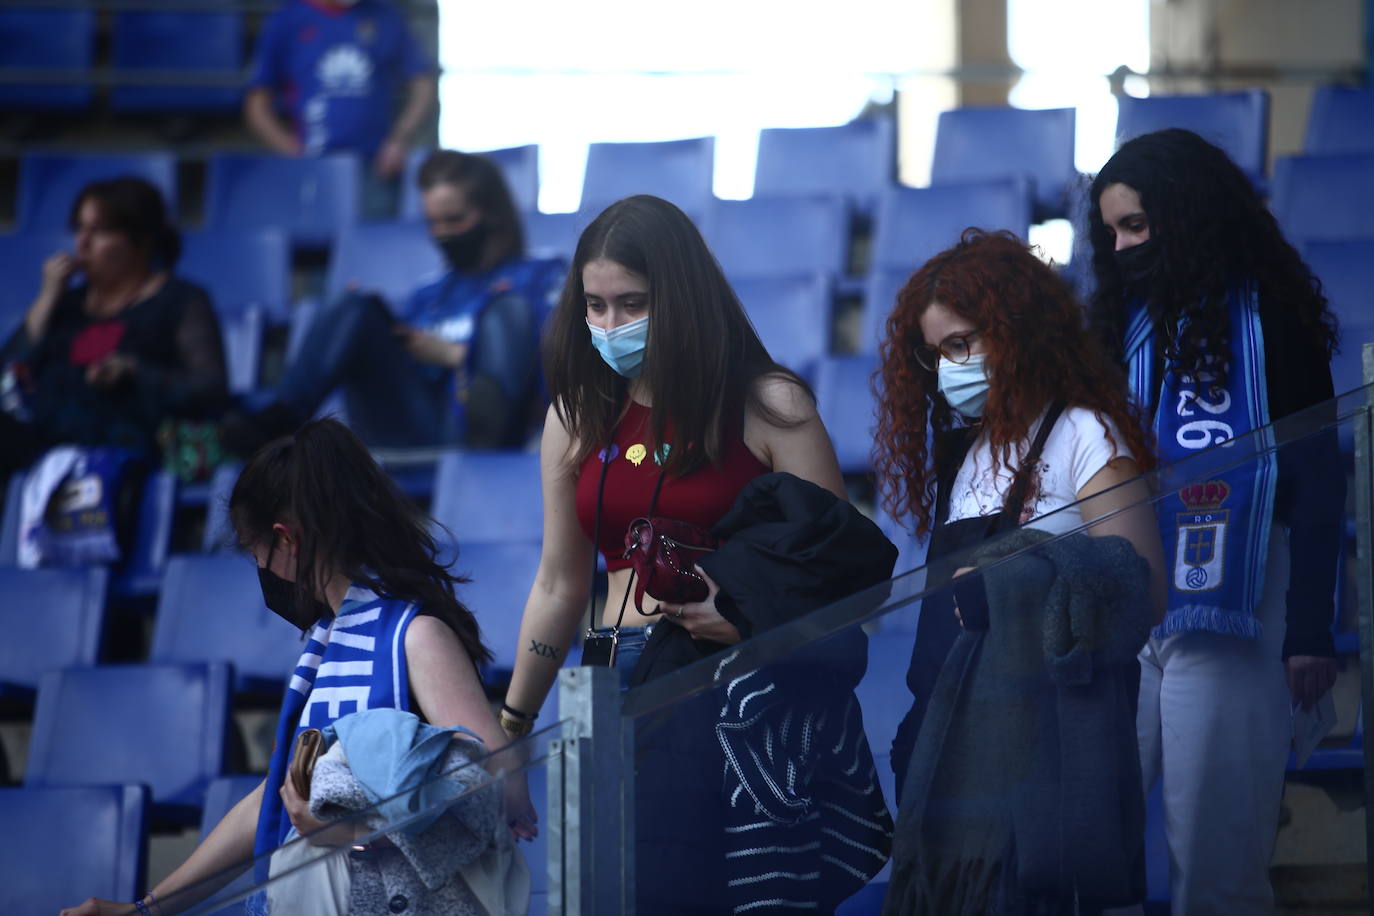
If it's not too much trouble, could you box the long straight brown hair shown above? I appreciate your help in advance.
[543,194,807,476]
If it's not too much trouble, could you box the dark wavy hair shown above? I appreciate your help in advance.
[229,418,492,668]
[876,229,1155,539]
[542,194,806,476]
[417,149,524,269]
[1087,128,1338,389]
[71,176,180,269]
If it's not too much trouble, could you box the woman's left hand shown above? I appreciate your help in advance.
[280,777,353,847]
[657,567,741,644]
[85,353,137,388]
[1287,654,1338,712]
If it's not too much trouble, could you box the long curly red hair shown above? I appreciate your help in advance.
[875,229,1155,539]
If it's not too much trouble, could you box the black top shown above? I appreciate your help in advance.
[2,277,229,457]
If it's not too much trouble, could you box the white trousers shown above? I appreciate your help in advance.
[1136,527,1292,916]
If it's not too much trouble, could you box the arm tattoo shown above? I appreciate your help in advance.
[529,639,560,660]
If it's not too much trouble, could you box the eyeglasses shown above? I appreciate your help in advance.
[914,330,980,372]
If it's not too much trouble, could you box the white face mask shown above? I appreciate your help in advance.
[937,353,991,417]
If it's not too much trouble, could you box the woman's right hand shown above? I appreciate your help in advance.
[40,252,77,296]
[59,897,137,915]
[502,769,539,841]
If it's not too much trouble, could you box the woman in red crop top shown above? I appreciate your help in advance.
[499,194,846,739]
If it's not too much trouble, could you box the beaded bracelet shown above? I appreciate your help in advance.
[133,897,153,916]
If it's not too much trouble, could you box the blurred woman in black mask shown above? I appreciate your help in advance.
[222,150,564,453]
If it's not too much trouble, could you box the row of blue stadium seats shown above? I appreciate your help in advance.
[0,5,244,114]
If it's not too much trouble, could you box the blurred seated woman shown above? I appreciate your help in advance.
[0,177,228,475]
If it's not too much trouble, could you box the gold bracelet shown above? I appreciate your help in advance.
[500,712,534,737]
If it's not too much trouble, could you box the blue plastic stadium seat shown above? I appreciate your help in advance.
[1306,86,1374,154]
[431,451,543,543]
[931,107,1076,217]
[325,222,445,306]
[1272,153,1374,245]
[525,210,589,263]
[0,230,67,338]
[862,180,1032,351]
[195,775,261,915]
[1302,239,1374,399]
[151,555,304,697]
[861,269,908,357]
[731,273,832,378]
[180,228,291,320]
[813,354,881,473]
[1116,90,1270,183]
[754,119,896,211]
[0,8,95,112]
[110,10,244,113]
[18,152,178,230]
[27,662,232,822]
[0,785,148,913]
[580,137,715,213]
[402,144,540,219]
[206,154,361,246]
[200,463,242,553]
[704,194,849,278]
[220,306,264,396]
[0,567,108,702]
[451,541,542,674]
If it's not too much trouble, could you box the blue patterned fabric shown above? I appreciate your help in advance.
[1125,286,1276,639]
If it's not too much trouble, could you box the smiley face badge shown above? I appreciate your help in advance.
[626,443,647,467]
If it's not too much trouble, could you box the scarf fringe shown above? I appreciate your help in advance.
[1151,603,1264,641]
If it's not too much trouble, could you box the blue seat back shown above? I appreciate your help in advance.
[1115,90,1270,181]
[0,567,108,699]
[704,194,849,278]
[0,230,68,338]
[197,774,261,914]
[931,107,1076,215]
[1303,239,1374,399]
[18,152,177,230]
[525,210,589,263]
[200,463,243,552]
[110,10,243,112]
[220,306,263,396]
[732,273,832,377]
[861,268,909,356]
[325,222,445,306]
[27,663,232,817]
[0,8,94,111]
[180,228,290,320]
[431,451,543,543]
[0,785,148,911]
[754,119,895,209]
[581,138,715,213]
[813,354,880,473]
[1306,86,1374,154]
[402,144,540,218]
[452,540,543,674]
[864,180,1032,350]
[1272,153,1374,245]
[206,154,361,245]
[112,470,177,598]
[152,554,303,696]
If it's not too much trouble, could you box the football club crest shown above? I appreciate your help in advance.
[1173,480,1231,593]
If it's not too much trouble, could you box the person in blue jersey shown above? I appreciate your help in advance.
[243,0,436,217]
[61,418,531,916]
[221,149,564,455]
[1087,128,1344,915]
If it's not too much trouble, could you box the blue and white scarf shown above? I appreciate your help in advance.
[249,585,418,907]
[1125,287,1276,640]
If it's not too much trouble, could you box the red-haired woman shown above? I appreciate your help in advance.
[875,230,1167,913]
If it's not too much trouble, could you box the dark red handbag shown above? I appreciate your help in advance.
[624,516,719,615]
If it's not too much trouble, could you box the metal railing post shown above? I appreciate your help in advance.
[1354,342,1374,894]
[549,665,635,915]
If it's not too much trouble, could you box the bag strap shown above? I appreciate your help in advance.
[587,435,669,636]
[990,399,1067,536]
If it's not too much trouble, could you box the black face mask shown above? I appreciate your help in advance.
[1113,237,1160,294]
[257,566,330,631]
[435,223,488,272]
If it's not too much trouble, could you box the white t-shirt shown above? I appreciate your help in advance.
[946,406,1129,535]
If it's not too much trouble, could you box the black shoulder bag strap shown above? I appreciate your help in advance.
[990,398,1068,536]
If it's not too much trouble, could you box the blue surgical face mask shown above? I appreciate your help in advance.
[937,353,991,417]
[587,316,648,378]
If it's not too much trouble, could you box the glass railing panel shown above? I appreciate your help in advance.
[151,721,564,916]
[617,382,1372,913]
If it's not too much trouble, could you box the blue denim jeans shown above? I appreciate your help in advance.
[579,624,653,691]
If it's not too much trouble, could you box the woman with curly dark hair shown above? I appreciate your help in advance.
[876,229,1166,913]
[1087,128,1344,914]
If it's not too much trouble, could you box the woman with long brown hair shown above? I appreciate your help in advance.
[875,229,1166,913]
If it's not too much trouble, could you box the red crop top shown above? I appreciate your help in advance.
[574,401,770,571]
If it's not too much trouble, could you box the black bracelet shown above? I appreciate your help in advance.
[133,898,153,916]
[500,703,537,721]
